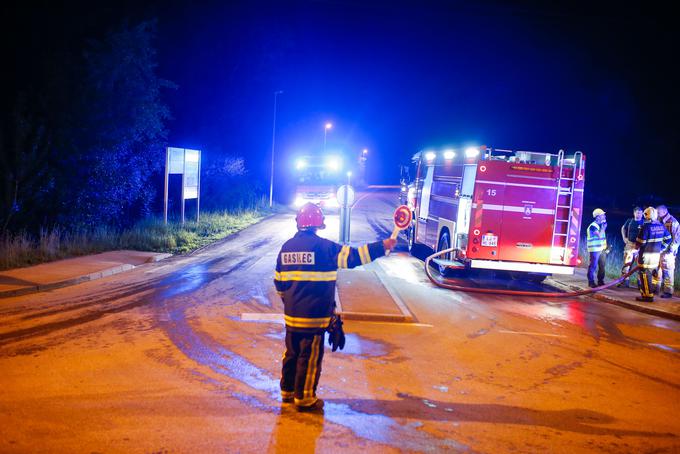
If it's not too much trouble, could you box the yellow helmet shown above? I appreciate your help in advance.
[644,206,658,221]
[592,208,606,218]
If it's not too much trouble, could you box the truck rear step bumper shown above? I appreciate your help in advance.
[470,259,575,275]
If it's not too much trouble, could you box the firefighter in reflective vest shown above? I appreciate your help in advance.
[635,207,672,302]
[274,203,396,411]
[654,205,680,298]
[618,206,643,288]
[586,208,609,288]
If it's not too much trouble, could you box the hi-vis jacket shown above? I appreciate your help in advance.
[636,220,671,269]
[586,221,607,252]
[274,230,386,332]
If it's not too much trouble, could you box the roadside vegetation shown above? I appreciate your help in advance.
[0,209,272,271]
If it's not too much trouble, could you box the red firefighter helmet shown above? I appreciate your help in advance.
[296,203,326,230]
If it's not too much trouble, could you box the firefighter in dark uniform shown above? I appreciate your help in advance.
[274,203,396,411]
[635,207,672,302]
[618,206,643,288]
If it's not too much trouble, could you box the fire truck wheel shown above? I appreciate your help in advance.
[407,225,415,251]
[437,232,452,275]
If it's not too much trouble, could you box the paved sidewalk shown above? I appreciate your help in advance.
[0,250,171,298]
[548,268,680,322]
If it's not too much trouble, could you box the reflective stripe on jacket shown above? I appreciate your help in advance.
[586,221,607,252]
[274,230,386,332]
[636,220,672,269]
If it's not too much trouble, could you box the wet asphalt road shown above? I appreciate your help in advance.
[1,190,679,453]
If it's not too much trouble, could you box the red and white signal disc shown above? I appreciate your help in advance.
[393,205,412,230]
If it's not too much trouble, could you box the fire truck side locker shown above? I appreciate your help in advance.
[454,164,477,252]
[415,163,435,248]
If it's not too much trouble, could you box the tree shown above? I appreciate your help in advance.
[1,19,175,232]
[65,20,175,227]
[0,93,52,231]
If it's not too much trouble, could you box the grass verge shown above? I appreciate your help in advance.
[0,209,271,271]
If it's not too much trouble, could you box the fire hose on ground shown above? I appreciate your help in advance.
[424,247,641,297]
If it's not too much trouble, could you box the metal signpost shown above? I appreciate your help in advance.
[164,147,201,224]
[337,185,355,244]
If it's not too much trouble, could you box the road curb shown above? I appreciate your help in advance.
[335,280,415,323]
[340,311,414,323]
[0,253,171,299]
[546,278,680,322]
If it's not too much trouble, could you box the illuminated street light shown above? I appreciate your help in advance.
[444,149,456,160]
[269,90,283,208]
[425,151,436,161]
[324,122,333,152]
[347,170,352,186]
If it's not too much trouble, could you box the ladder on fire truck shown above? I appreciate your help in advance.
[550,150,583,264]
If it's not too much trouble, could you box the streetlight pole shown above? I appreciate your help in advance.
[323,122,332,153]
[269,90,283,208]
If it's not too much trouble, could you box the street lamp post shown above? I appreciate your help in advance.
[359,148,368,186]
[323,122,332,153]
[269,90,283,208]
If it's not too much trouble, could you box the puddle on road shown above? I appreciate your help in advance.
[157,263,214,299]
[337,333,388,357]
[156,255,259,300]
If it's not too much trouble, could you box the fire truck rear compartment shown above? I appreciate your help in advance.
[411,147,585,276]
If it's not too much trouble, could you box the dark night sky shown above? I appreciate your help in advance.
[4,1,679,206]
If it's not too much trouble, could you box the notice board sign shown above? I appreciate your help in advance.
[164,147,202,224]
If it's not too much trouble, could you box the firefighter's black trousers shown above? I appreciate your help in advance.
[281,330,325,406]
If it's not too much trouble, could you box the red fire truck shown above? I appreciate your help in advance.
[407,146,585,280]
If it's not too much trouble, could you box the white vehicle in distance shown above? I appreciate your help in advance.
[292,154,344,210]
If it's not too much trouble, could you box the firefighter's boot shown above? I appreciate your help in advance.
[296,398,324,413]
[636,296,654,302]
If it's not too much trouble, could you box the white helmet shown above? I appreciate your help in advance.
[644,206,658,221]
[592,208,605,218]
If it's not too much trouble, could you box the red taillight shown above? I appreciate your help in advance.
[576,258,582,265]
